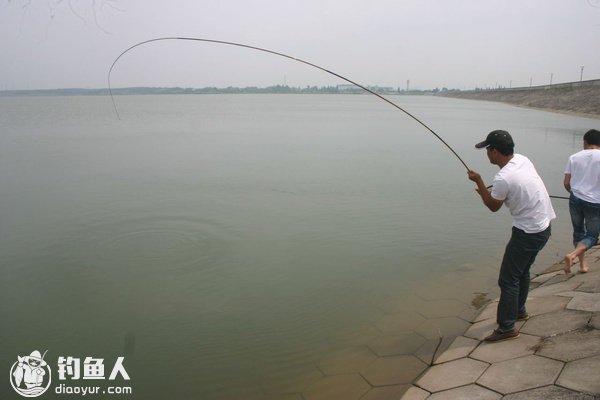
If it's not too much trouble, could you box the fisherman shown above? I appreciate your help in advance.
[563,128,600,274]
[467,130,555,342]
[13,350,47,389]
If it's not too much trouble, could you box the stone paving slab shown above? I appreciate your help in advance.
[416,357,489,393]
[458,306,479,322]
[528,277,582,297]
[401,386,429,400]
[476,355,563,394]
[368,332,426,357]
[561,291,600,312]
[302,374,370,400]
[540,273,573,286]
[360,384,411,400]
[401,252,600,400]
[577,271,600,292]
[415,316,471,340]
[537,328,600,361]
[328,325,382,349]
[414,336,454,366]
[464,317,525,341]
[473,301,498,323]
[375,312,426,333]
[427,384,501,400]
[531,271,562,284]
[556,354,600,394]
[361,355,427,386]
[434,335,479,364]
[412,281,473,301]
[261,366,323,394]
[591,313,600,329]
[565,269,599,287]
[464,318,497,340]
[520,309,591,337]
[525,294,571,316]
[418,299,468,319]
[470,333,540,363]
[501,385,598,399]
[377,293,426,314]
[316,346,377,375]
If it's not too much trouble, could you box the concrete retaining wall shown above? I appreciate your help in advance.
[438,79,600,117]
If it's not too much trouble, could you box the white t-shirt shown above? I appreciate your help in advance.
[564,149,600,204]
[491,154,556,233]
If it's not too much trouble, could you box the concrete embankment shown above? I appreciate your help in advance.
[438,79,600,119]
[401,249,600,399]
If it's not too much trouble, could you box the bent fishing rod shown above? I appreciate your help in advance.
[107,37,470,171]
[107,37,571,201]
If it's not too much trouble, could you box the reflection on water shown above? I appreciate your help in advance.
[0,94,595,398]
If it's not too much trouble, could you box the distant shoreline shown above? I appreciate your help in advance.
[437,79,600,120]
[0,85,417,97]
[2,82,599,120]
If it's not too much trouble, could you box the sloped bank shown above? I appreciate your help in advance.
[400,249,600,399]
[438,79,600,119]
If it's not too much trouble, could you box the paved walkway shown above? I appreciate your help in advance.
[401,248,600,399]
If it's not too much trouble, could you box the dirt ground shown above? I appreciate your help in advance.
[439,81,600,120]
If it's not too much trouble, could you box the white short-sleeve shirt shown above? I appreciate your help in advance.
[564,149,600,204]
[491,154,556,233]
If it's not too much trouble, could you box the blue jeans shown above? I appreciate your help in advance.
[497,225,551,332]
[569,194,600,250]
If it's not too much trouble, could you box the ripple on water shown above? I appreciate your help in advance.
[73,214,236,274]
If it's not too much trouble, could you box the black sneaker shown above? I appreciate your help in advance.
[484,329,520,342]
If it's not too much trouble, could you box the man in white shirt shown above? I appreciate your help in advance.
[467,130,556,342]
[564,129,600,274]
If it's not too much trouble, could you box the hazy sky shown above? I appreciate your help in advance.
[1,0,599,90]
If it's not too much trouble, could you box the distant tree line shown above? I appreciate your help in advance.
[0,85,459,97]
[194,85,341,94]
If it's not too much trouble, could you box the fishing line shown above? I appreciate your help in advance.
[107,37,470,170]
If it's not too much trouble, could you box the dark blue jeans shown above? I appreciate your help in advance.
[497,225,551,332]
[569,193,600,250]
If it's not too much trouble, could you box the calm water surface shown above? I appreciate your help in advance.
[0,94,596,398]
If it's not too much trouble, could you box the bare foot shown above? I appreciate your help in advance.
[564,255,574,274]
[580,262,589,273]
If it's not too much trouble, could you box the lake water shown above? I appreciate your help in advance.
[0,94,596,399]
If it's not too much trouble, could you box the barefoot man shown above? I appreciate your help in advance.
[564,128,600,274]
[468,130,555,342]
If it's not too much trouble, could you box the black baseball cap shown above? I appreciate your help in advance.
[475,130,515,149]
